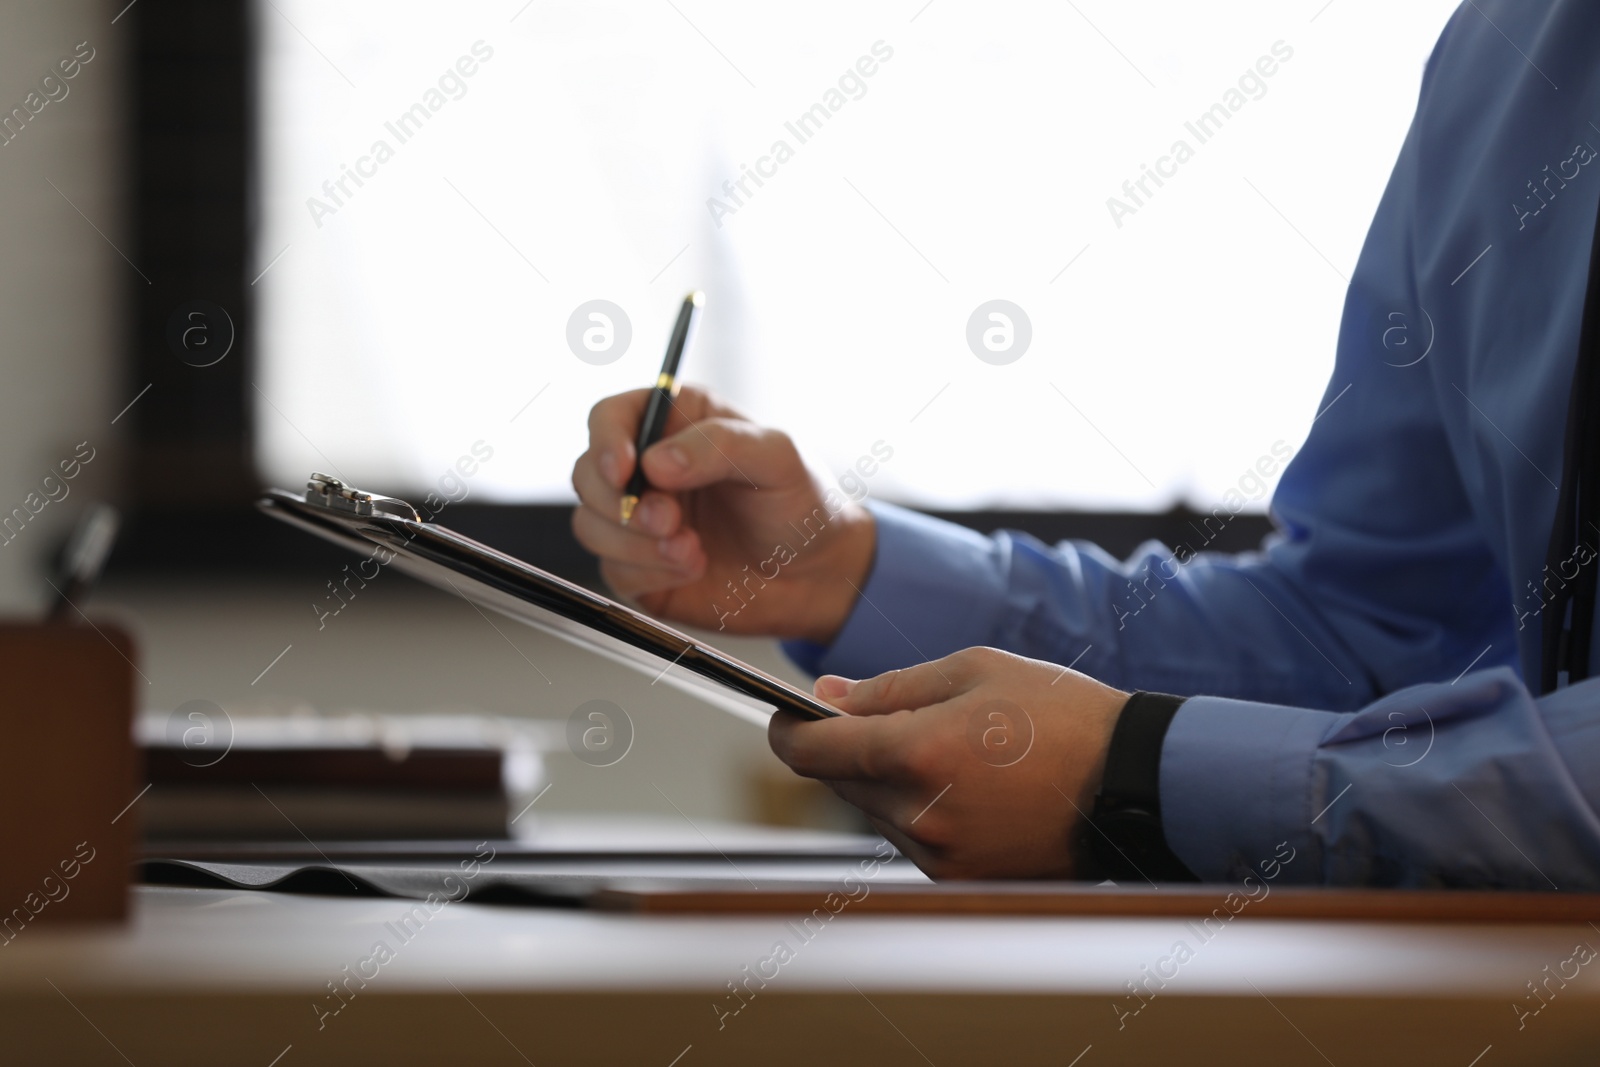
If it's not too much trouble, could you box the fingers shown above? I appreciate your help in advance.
[572,452,679,534]
[572,390,702,554]
[777,651,1013,782]
[640,417,808,494]
[827,648,1020,718]
[583,389,650,490]
[572,441,691,566]
[572,505,703,575]
[861,814,932,871]
[574,387,769,556]
[584,385,738,490]
[825,660,961,718]
[768,710,877,781]
[573,442,690,536]
[824,780,917,828]
[827,786,946,870]
[768,707,926,783]
[771,658,980,781]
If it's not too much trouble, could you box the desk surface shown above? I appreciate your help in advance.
[2,884,1598,1066]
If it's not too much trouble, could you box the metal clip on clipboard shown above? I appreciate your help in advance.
[305,472,420,521]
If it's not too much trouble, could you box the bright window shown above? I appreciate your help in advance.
[256,0,1461,510]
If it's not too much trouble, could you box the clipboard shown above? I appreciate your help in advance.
[258,474,841,724]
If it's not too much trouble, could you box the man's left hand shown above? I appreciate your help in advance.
[767,646,1129,880]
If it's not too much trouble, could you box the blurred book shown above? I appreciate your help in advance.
[136,710,550,841]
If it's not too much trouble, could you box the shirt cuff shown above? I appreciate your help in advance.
[1159,695,1346,882]
[779,501,1009,680]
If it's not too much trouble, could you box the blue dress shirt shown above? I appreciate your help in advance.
[784,0,1600,888]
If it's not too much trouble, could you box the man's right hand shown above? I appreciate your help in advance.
[571,385,875,643]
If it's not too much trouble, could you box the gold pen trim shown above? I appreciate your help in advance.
[619,494,639,526]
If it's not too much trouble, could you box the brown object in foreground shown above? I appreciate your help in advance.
[589,881,1600,923]
[0,621,139,936]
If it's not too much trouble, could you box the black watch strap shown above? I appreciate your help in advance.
[1086,691,1199,882]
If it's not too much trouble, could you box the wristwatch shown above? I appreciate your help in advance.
[1085,691,1199,882]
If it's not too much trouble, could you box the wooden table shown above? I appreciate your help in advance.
[1,883,1597,1065]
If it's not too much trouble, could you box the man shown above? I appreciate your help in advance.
[572,0,1600,888]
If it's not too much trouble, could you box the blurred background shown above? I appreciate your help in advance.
[0,0,1459,828]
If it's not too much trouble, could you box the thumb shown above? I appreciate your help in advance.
[828,659,962,717]
[640,417,808,493]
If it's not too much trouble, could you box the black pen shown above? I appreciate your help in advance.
[621,291,703,526]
